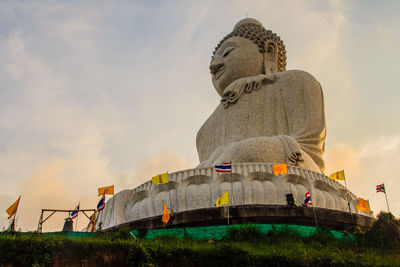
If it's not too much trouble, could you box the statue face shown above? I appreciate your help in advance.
[210,36,264,97]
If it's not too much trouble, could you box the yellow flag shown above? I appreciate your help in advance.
[356,198,371,213]
[152,172,169,184]
[6,196,21,219]
[273,163,288,176]
[98,185,114,196]
[216,191,229,207]
[162,200,170,224]
[329,170,345,181]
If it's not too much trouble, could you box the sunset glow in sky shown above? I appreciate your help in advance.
[1,0,400,231]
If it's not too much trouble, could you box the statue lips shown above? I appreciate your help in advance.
[214,65,226,80]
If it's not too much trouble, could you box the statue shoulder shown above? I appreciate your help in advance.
[275,70,323,91]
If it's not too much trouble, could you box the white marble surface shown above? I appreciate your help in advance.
[198,18,326,173]
[97,163,370,229]
[96,19,365,230]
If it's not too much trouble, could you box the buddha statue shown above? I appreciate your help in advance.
[196,18,326,173]
[95,19,374,231]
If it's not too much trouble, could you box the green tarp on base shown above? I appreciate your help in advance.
[130,224,354,240]
[41,232,98,238]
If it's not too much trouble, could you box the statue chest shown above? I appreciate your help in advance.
[197,84,284,160]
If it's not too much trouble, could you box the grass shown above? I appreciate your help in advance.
[141,227,400,267]
[1,212,399,266]
[0,230,399,266]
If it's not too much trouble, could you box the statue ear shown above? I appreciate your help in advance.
[263,41,278,73]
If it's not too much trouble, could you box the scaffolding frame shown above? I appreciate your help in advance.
[37,208,96,233]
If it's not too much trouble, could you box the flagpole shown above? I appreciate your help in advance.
[308,191,319,228]
[230,172,235,206]
[75,202,80,232]
[384,183,390,213]
[311,206,319,228]
[343,172,351,213]
[113,189,115,219]
[227,190,230,231]
[8,195,21,232]
[367,199,372,215]
[9,213,16,232]
[12,199,19,231]
[112,189,115,206]
[229,163,233,231]
[162,200,166,229]
[168,190,172,213]
[112,193,116,226]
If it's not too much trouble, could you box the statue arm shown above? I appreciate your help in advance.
[212,135,302,165]
[211,134,321,173]
[280,70,326,171]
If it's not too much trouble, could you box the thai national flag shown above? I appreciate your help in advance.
[70,204,79,219]
[215,162,232,173]
[97,194,106,211]
[303,192,312,206]
[376,184,385,193]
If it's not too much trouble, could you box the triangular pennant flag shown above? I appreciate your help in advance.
[6,196,21,220]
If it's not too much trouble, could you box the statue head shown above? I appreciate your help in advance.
[210,18,287,97]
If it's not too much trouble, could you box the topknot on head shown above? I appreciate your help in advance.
[233,18,264,30]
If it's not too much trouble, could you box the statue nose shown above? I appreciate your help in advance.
[209,59,224,75]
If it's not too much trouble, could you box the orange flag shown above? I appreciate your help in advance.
[162,200,170,225]
[6,196,21,219]
[98,185,114,196]
[273,163,288,176]
[356,198,371,213]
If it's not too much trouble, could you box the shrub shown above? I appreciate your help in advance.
[126,240,151,267]
[98,226,133,241]
[364,211,400,249]
[225,224,265,243]
[199,243,250,266]
[114,226,133,240]
[266,225,302,242]
[308,227,335,245]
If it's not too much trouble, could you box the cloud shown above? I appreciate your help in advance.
[325,142,363,177]
[18,159,71,232]
[1,140,194,232]
[325,135,400,216]
[1,0,400,230]
[0,123,117,231]
[132,149,193,187]
[359,135,400,157]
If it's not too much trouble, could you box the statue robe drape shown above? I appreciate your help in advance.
[196,70,326,173]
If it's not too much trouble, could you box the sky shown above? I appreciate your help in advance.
[1,0,399,232]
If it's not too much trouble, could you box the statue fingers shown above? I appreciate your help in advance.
[288,151,304,166]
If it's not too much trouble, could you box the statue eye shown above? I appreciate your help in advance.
[223,47,235,57]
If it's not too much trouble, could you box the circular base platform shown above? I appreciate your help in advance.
[103,204,372,232]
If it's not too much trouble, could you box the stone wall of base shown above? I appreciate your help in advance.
[97,163,371,229]
[103,204,373,233]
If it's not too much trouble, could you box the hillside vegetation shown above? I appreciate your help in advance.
[1,212,399,267]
